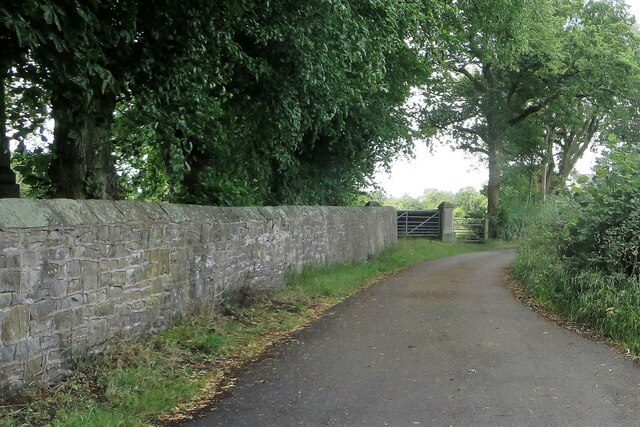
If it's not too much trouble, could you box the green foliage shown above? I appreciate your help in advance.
[4,0,445,204]
[11,142,52,198]
[452,187,487,219]
[384,187,487,219]
[565,142,640,276]
[157,319,234,356]
[514,140,640,352]
[110,0,440,206]
[423,0,640,237]
[498,164,543,240]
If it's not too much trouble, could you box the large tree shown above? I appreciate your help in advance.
[537,0,640,193]
[114,0,445,206]
[422,0,640,238]
[4,0,227,199]
[421,0,570,237]
[7,0,448,205]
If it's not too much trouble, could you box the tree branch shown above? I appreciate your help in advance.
[453,66,484,91]
[454,125,482,137]
[459,142,489,155]
[509,92,560,125]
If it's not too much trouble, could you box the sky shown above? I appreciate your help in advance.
[375,0,640,198]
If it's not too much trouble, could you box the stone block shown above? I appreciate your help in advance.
[0,270,21,292]
[145,263,159,280]
[87,319,108,341]
[112,271,127,287]
[115,244,127,258]
[43,247,69,263]
[94,302,115,317]
[100,259,118,273]
[151,278,163,294]
[125,266,145,283]
[98,272,113,287]
[88,290,107,304]
[0,233,19,252]
[68,279,83,294]
[28,282,50,301]
[117,258,130,269]
[70,244,86,258]
[107,285,123,299]
[80,260,98,275]
[0,199,55,228]
[0,254,20,269]
[14,337,40,361]
[24,355,45,383]
[66,260,80,278]
[50,280,68,298]
[0,292,13,309]
[53,309,83,331]
[81,274,98,292]
[40,334,62,350]
[1,304,29,343]
[65,293,87,309]
[0,343,16,361]
[30,300,55,320]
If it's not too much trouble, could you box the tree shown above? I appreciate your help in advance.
[422,0,640,238]
[453,187,487,219]
[420,0,570,237]
[537,1,640,193]
[114,0,445,206]
[385,193,424,210]
[2,1,477,207]
[0,0,50,198]
[421,188,453,209]
[4,1,228,199]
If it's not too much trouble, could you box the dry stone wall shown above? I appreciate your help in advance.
[0,200,396,393]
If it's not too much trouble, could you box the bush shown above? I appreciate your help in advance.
[513,142,640,351]
[565,142,640,276]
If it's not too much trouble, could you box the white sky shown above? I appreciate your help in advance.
[376,0,640,198]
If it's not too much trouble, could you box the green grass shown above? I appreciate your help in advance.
[513,237,640,354]
[1,239,497,427]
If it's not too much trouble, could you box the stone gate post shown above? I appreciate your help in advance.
[438,202,456,243]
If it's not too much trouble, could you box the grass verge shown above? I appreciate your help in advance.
[513,246,640,355]
[1,239,498,427]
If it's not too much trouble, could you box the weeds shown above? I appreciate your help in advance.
[1,240,488,426]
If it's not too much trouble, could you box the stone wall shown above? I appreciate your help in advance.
[0,200,396,393]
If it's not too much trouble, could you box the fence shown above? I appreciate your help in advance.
[396,210,440,238]
[396,203,456,242]
[453,218,486,243]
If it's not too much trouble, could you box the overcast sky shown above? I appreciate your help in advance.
[376,0,640,198]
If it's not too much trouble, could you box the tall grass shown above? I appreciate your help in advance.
[513,201,640,353]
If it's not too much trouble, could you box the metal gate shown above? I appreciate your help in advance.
[397,210,440,238]
[454,218,485,242]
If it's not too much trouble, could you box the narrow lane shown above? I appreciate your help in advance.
[184,250,640,426]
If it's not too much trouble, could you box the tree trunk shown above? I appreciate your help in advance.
[49,93,120,199]
[486,138,500,239]
[0,71,20,198]
[554,117,598,189]
[541,117,598,194]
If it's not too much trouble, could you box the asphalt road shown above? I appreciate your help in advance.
[183,250,640,426]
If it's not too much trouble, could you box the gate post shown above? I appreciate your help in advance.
[483,217,489,241]
[438,202,456,243]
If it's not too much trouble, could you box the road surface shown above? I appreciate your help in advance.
[183,250,640,426]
